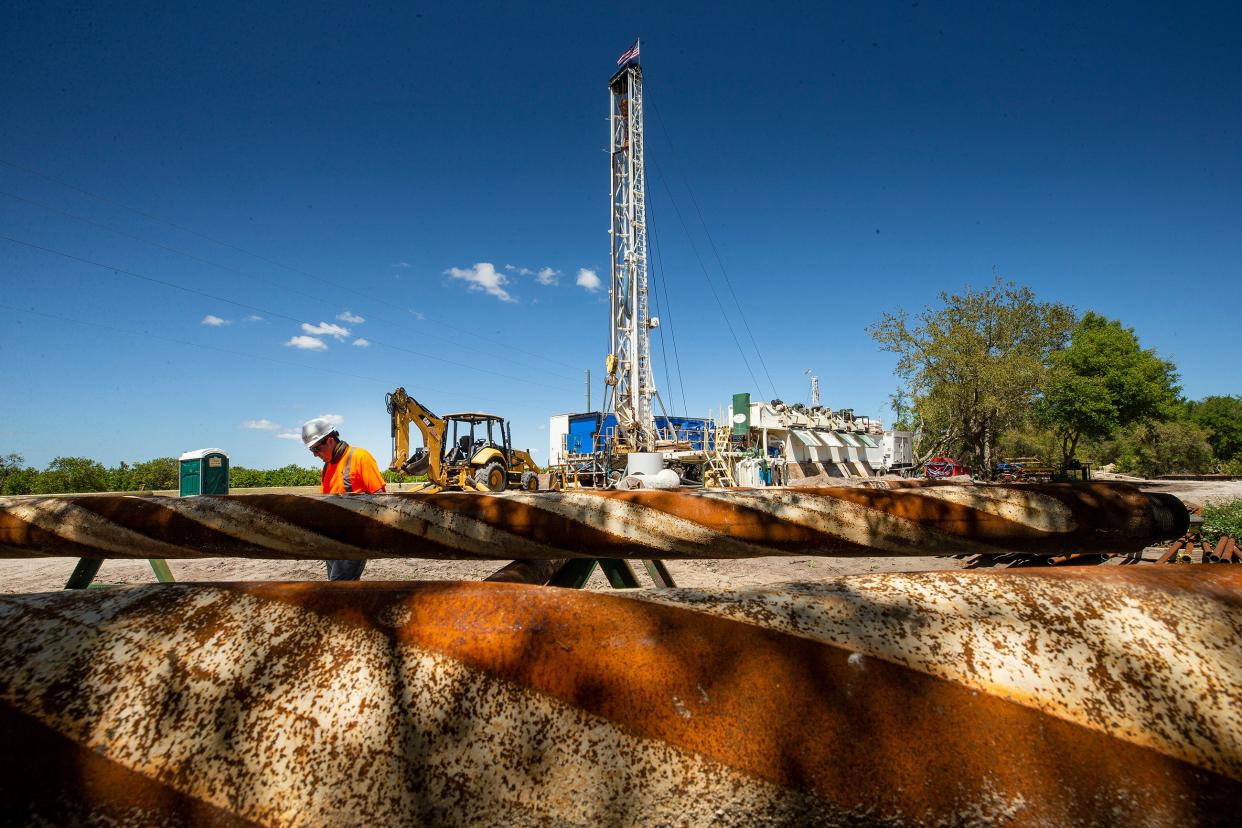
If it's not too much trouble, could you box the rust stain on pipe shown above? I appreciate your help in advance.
[0,567,1237,826]
[0,482,1187,561]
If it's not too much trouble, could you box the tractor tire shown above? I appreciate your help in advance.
[520,471,538,492]
[474,461,507,492]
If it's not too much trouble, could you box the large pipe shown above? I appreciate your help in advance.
[0,482,1186,561]
[0,567,1236,825]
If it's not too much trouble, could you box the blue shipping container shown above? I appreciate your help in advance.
[566,412,600,455]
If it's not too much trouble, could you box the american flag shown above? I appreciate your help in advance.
[616,40,640,66]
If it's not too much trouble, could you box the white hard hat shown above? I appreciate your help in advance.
[301,418,337,449]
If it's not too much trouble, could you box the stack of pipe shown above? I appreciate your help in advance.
[0,567,1237,825]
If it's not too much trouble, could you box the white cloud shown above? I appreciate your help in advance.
[445,262,515,303]
[301,321,350,339]
[318,414,345,426]
[352,338,371,347]
[285,335,327,351]
[276,431,302,440]
[392,261,411,268]
[505,264,560,285]
[576,268,602,291]
[244,314,264,322]
[201,314,230,326]
[337,310,365,324]
[242,418,281,431]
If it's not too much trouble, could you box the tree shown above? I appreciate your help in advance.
[868,278,1076,477]
[0,453,25,493]
[1,466,38,495]
[995,423,1061,465]
[1038,312,1180,468]
[888,389,916,432]
[1113,420,1214,478]
[230,465,319,488]
[1185,395,1242,464]
[130,457,180,490]
[108,461,135,492]
[31,456,110,494]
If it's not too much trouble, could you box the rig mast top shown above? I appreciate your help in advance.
[606,42,660,452]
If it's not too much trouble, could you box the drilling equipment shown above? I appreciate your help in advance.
[386,387,540,492]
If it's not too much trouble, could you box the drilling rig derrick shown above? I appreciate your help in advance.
[605,52,661,454]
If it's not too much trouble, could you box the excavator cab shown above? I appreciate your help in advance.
[387,387,541,492]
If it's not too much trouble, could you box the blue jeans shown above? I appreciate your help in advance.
[325,559,366,581]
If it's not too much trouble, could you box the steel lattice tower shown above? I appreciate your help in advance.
[607,59,659,452]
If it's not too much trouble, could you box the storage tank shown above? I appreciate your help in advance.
[548,414,569,465]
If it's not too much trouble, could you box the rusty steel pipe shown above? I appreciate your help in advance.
[0,566,1238,826]
[484,557,570,584]
[0,482,1186,561]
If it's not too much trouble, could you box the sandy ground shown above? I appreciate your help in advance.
[2,478,1238,595]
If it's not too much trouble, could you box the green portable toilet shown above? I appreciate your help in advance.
[179,448,230,496]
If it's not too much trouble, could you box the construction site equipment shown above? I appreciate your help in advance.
[995,456,1053,482]
[604,57,663,453]
[0,482,1187,561]
[924,455,967,478]
[0,566,1237,826]
[386,386,540,492]
[703,424,736,487]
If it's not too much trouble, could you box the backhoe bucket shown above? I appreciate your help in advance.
[401,447,431,476]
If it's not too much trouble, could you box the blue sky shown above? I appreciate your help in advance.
[2,1,1239,470]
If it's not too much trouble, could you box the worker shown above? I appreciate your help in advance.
[301,417,387,581]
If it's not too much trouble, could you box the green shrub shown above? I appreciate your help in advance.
[31,457,110,493]
[1201,499,1242,544]
[1,466,37,495]
[382,470,428,484]
[1112,421,1215,477]
[230,465,320,488]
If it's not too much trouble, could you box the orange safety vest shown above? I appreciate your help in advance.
[320,445,387,495]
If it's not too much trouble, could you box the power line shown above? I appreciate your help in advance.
[0,188,580,382]
[646,241,675,413]
[0,301,561,415]
[647,93,781,401]
[0,233,578,394]
[0,156,580,371]
[647,157,765,397]
[646,190,689,415]
[0,302,382,387]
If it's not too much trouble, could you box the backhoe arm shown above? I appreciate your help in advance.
[385,387,447,486]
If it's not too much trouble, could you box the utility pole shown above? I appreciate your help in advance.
[605,46,660,453]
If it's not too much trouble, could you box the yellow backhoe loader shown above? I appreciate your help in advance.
[386,387,541,492]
